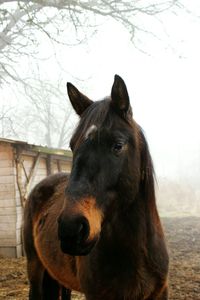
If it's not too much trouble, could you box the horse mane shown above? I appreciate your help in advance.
[139,128,156,196]
[139,128,162,234]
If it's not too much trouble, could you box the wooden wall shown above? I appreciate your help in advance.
[0,140,72,257]
[0,143,16,257]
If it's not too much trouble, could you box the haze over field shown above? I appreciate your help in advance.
[1,0,200,215]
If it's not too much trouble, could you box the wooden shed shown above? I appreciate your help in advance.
[0,138,72,258]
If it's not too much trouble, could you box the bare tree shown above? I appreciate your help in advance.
[0,0,188,148]
[0,0,184,83]
[13,78,75,148]
[0,105,19,137]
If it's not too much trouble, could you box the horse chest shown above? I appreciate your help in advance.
[81,261,155,300]
[81,257,154,300]
[98,249,136,278]
[77,232,158,300]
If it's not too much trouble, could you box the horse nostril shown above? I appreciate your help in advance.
[58,216,89,245]
[77,223,83,234]
[76,218,89,244]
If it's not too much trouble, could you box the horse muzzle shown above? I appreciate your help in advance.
[57,214,99,256]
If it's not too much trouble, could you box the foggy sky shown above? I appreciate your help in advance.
[1,1,200,184]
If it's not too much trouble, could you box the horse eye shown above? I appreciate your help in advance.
[112,142,124,154]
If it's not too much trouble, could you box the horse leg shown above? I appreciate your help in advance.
[28,257,71,300]
[43,271,72,300]
[27,256,45,300]
[157,286,168,300]
[62,287,71,300]
[42,270,60,300]
[147,285,168,300]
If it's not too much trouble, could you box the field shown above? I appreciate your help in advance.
[0,217,200,300]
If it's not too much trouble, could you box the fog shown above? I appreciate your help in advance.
[1,1,200,216]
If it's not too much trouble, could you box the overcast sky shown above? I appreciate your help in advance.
[47,5,200,182]
[1,1,200,182]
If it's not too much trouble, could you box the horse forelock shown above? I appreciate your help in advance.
[70,98,113,150]
[70,97,136,152]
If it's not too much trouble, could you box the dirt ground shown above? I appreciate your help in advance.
[0,217,200,300]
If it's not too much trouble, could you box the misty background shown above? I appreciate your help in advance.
[0,0,200,216]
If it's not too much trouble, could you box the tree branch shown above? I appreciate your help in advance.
[0,0,186,83]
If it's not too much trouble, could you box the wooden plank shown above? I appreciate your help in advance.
[16,207,23,228]
[15,150,44,207]
[0,226,16,238]
[0,183,15,192]
[0,190,15,199]
[0,167,14,176]
[0,229,15,236]
[59,161,71,173]
[0,238,16,247]
[0,143,12,148]
[0,229,16,237]
[57,160,61,172]
[16,221,23,230]
[29,144,72,157]
[27,153,41,181]
[0,206,16,215]
[32,175,46,186]
[53,159,71,173]
[16,244,23,258]
[0,199,15,207]
[0,160,13,167]
[0,215,16,223]
[24,153,41,200]
[15,189,20,198]
[16,228,22,244]
[14,148,25,207]
[38,161,49,168]
[0,247,17,258]
[15,196,21,207]
[16,213,23,221]
[36,168,48,173]
[35,169,47,174]
[16,205,23,214]
[21,161,29,182]
[0,223,15,231]
[0,149,13,160]
[46,154,53,175]
[22,155,34,166]
[0,175,14,184]
[0,189,15,196]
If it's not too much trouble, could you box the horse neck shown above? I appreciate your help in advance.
[102,179,161,252]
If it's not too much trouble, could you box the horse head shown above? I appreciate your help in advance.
[58,75,147,256]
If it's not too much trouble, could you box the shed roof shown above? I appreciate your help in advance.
[0,137,72,157]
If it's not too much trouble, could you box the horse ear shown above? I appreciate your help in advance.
[67,82,93,116]
[111,75,132,118]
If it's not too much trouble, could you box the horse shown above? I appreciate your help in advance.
[24,75,169,300]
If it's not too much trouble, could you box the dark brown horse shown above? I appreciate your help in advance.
[24,75,169,300]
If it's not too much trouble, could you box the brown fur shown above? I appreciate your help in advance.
[24,170,168,300]
[24,76,168,300]
[25,177,102,293]
[24,174,83,300]
[63,197,103,241]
